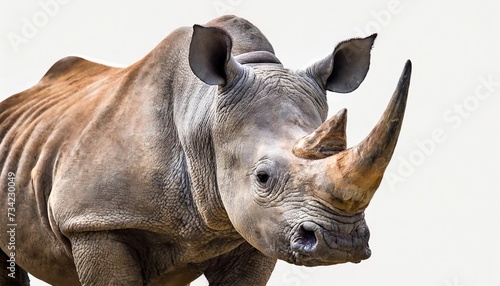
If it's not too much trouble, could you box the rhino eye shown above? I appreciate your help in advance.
[256,171,270,185]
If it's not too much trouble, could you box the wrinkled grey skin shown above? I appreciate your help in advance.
[0,15,396,285]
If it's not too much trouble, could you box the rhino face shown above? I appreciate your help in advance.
[189,25,411,266]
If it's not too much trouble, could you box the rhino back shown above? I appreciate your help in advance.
[0,26,232,283]
[0,56,129,283]
[0,55,119,227]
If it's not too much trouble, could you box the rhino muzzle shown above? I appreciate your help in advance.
[294,60,412,213]
[290,217,371,265]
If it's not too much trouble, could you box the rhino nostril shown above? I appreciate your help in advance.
[294,223,318,253]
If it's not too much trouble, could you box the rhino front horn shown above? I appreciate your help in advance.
[296,60,412,213]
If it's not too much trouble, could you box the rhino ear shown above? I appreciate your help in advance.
[189,25,240,86]
[308,34,377,93]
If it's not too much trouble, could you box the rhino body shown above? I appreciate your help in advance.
[0,15,411,285]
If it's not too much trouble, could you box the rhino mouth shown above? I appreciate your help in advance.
[289,219,371,266]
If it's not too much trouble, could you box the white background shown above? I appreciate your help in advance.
[1,1,499,285]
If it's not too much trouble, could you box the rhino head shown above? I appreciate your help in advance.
[189,25,411,266]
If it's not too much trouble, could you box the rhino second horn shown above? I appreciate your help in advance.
[324,60,412,213]
[293,108,348,160]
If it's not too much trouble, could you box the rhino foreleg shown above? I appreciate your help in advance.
[70,231,144,286]
[0,250,30,286]
[204,242,276,286]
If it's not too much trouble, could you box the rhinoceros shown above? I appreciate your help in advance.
[0,15,411,285]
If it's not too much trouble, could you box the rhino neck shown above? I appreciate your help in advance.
[133,26,235,232]
[174,85,233,231]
